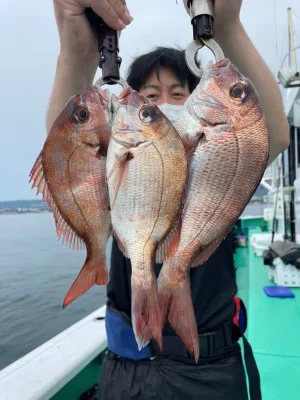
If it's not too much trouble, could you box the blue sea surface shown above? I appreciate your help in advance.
[0,213,111,370]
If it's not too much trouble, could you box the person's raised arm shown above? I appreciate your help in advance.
[183,0,290,164]
[46,0,133,134]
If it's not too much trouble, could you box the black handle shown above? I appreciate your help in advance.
[192,14,214,40]
[187,0,214,40]
[85,8,121,83]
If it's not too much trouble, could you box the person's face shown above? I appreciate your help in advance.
[139,67,190,105]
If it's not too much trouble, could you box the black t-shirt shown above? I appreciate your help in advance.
[106,234,237,334]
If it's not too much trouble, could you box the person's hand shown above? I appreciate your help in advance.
[183,0,242,35]
[53,0,133,65]
[212,0,242,34]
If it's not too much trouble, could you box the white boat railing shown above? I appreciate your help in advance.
[0,306,107,400]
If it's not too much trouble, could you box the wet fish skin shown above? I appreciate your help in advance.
[29,86,112,307]
[158,59,270,362]
[107,88,187,349]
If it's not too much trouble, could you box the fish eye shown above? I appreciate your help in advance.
[73,106,90,123]
[229,83,248,101]
[139,106,157,123]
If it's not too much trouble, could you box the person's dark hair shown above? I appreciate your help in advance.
[126,47,200,94]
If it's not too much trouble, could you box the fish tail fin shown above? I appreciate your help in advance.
[131,276,163,351]
[158,272,199,363]
[63,259,108,308]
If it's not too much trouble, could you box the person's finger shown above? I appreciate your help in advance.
[108,0,133,25]
[91,0,133,31]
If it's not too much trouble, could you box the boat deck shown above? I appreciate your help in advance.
[235,235,300,399]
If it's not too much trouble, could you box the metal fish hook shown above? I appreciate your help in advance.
[185,38,224,78]
[95,77,129,89]
[185,0,225,78]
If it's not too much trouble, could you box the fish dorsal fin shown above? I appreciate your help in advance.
[29,151,85,251]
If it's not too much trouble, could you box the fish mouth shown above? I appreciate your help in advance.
[91,85,111,107]
[210,59,231,75]
[116,127,143,133]
[196,97,224,109]
[111,94,119,114]
[195,92,226,110]
[98,87,110,103]
[112,136,150,149]
[117,87,146,111]
[111,89,146,116]
[209,59,244,83]
[199,117,227,128]
[118,87,133,103]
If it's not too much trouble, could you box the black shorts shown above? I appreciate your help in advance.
[98,342,248,400]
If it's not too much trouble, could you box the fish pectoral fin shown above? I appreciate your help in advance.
[107,148,131,209]
[106,150,128,182]
[29,151,85,251]
[137,140,152,148]
[156,217,182,263]
[106,142,151,209]
[190,237,223,268]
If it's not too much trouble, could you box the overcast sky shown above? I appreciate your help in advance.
[0,0,299,201]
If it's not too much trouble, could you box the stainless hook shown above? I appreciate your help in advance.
[95,77,129,89]
[185,38,224,78]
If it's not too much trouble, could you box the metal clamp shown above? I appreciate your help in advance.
[185,38,224,78]
[95,76,129,89]
[185,0,224,78]
[99,28,122,83]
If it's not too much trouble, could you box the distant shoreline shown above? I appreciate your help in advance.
[0,200,50,215]
[0,209,51,215]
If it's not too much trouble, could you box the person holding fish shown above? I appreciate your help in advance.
[42,1,290,399]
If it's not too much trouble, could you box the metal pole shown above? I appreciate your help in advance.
[288,7,297,70]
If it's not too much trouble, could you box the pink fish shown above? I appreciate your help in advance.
[158,59,270,362]
[106,87,187,349]
[29,86,112,307]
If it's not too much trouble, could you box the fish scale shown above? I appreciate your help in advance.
[109,141,164,258]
